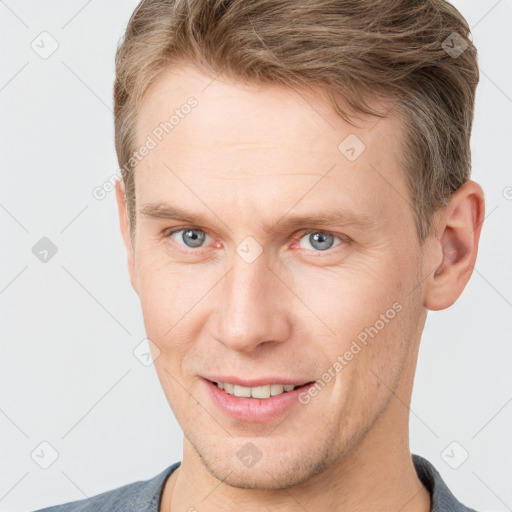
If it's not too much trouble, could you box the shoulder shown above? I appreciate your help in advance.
[30,462,181,512]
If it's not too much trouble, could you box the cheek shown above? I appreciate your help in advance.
[301,254,415,395]
[136,246,189,307]
[134,252,223,371]
[292,256,404,342]
[134,255,194,353]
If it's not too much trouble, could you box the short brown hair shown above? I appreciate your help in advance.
[113,0,479,246]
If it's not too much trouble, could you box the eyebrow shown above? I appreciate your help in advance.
[139,202,376,233]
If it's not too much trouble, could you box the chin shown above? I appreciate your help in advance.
[191,434,337,491]
[210,460,321,490]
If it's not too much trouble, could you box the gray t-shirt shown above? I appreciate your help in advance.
[31,454,478,511]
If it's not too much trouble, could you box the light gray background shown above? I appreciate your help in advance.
[1,1,511,511]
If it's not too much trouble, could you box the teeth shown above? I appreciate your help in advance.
[233,384,251,398]
[252,385,271,399]
[270,384,284,396]
[216,382,297,398]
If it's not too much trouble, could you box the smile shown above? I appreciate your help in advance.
[215,381,299,399]
[203,378,316,423]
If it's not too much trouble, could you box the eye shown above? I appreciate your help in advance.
[165,227,348,255]
[296,230,347,252]
[167,228,211,249]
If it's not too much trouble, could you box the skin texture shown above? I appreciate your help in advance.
[115,64,485,511]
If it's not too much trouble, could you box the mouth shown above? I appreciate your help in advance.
[202,377,317,423]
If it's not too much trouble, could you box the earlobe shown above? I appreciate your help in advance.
[114,179,139,295]
[423,180,485,311]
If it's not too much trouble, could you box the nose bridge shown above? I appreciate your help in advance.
[214,247,289,352]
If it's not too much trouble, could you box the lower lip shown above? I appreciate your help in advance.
[202,378,315,423]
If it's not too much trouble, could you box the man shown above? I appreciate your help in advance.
[35,0,485,510]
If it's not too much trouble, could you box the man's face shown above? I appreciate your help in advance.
[120,64,431,489]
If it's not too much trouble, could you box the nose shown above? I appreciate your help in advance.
[212,251,291,353]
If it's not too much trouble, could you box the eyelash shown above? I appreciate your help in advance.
[164,226,349,256]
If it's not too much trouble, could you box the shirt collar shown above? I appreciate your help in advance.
[412,454,477,511]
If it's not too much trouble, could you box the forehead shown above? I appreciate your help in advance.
[136,64,404,152]
[133,64,411,234]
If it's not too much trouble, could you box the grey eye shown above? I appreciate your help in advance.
[298,231,342,251]
[171,229,207,248]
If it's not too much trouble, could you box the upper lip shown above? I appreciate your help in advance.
[203,376,315,387]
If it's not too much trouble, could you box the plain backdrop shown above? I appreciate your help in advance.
[1,1,511,511]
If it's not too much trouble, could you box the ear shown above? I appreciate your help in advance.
[423,180,485,310]
[115,178,139,295]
